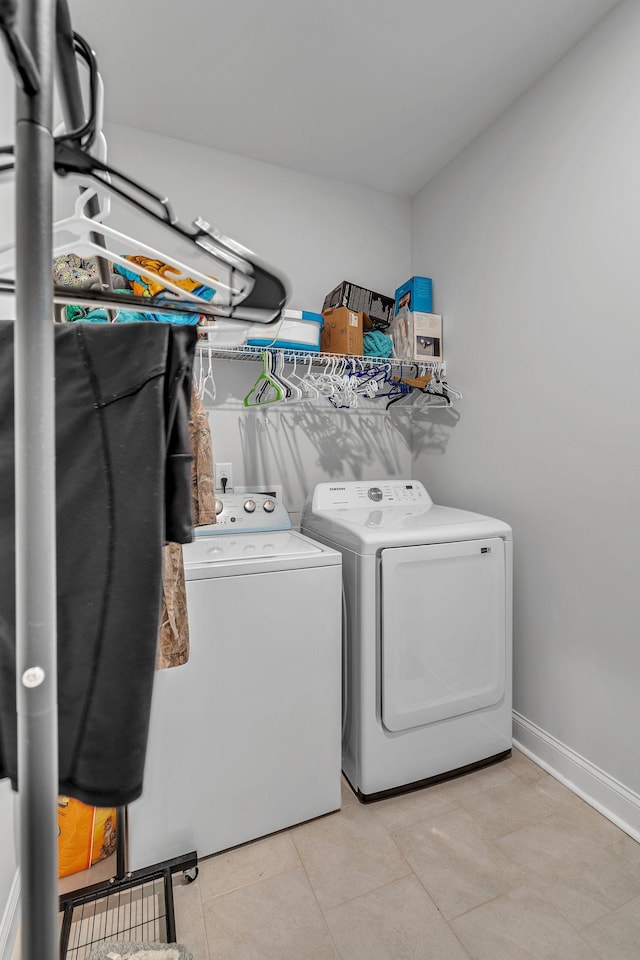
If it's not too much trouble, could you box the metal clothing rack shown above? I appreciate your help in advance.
[195,340,448,378]
[1,3,197,959]
[9,5,59,960]
[193,342,457,410]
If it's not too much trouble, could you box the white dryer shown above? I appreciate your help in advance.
[301,480,512,802]
[128,494,342,869]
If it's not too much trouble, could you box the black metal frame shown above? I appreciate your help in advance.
[55,800,199,960]
[58,852,199,960]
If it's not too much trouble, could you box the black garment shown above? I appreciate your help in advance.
[0,321,196,806]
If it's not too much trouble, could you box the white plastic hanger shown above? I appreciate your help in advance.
[197,347,216,405]
[272,351,304,402]
[0,186,248,311]
[0,25,290,325]
[289,353,320,401]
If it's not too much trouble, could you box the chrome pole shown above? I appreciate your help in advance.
[14,0,58,957]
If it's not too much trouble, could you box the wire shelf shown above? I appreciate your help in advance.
[61,877,167,960]
[58,853,198,960]
[195,340,446,377]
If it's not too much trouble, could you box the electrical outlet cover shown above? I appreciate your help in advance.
[215,462,233,490]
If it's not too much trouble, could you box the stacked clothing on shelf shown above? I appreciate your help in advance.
[53,253,216,325]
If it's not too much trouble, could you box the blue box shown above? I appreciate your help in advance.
[394,276,433,315]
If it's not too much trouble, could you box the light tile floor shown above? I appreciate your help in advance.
[47,750,640,960]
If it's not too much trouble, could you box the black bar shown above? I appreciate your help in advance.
[58,902,74,960]
[353,749,513,803]
[116,805,127,878]
[163,868,176,943]
[59,851,199,907]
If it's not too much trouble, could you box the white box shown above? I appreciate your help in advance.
[389,311,443,362]
[198,310,323,351]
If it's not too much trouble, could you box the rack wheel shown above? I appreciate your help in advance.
[182,866,199,884]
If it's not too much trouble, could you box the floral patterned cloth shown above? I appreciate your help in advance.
[189,387,216,527]
[156,386,215,669]
[53,254,102,289]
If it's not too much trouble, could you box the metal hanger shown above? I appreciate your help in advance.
[0,187,222,304]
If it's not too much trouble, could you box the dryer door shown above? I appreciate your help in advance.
[380,538,506,732]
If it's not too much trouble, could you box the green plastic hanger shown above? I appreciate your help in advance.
[243,351,285,407]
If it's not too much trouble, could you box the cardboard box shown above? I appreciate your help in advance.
[394,276,433,315]
[389,311,443,362]
[322,281,394,328]
[321,307,364,356]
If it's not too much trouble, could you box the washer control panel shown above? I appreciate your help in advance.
[311,480,433,511]
[193,493,291,535]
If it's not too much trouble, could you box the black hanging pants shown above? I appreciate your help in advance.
[0,321,197,806]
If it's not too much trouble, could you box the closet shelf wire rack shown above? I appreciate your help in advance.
[195,341,447,378]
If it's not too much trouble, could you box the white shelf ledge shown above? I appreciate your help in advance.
[195,341,446,377]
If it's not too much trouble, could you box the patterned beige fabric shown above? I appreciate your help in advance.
[156,542,189,669]
[156,385,215,669]
[190,387,217,526]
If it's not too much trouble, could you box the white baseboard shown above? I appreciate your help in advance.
[0,870,20,960]
[513,711,640,843]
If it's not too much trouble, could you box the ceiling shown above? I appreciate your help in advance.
[68,0,620,197]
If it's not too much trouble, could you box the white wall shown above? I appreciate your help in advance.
[102,123,410,320]
[411,0,640,827]
[102,125,414,521]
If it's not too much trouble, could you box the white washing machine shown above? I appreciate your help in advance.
[128,494,342,869]
[301,480,512,802]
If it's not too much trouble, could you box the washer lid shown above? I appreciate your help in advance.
[183,529,341,579]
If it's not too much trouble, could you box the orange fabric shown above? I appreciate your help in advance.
[124,255,209,299]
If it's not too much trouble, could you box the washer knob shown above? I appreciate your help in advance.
[244,499,257,513]
[263,499,276,513]
[368,487,383,502]
[214,498,224,515]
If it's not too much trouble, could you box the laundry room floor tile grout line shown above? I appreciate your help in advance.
[287,834,344,959]
[51,751,640,960]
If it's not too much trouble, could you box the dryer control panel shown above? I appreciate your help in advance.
[311,480,433,511]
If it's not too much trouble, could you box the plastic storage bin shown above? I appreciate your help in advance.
[246,310,324,352]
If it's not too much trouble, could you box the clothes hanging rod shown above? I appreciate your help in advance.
[0,278,244,320]
[195,341,447,375]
